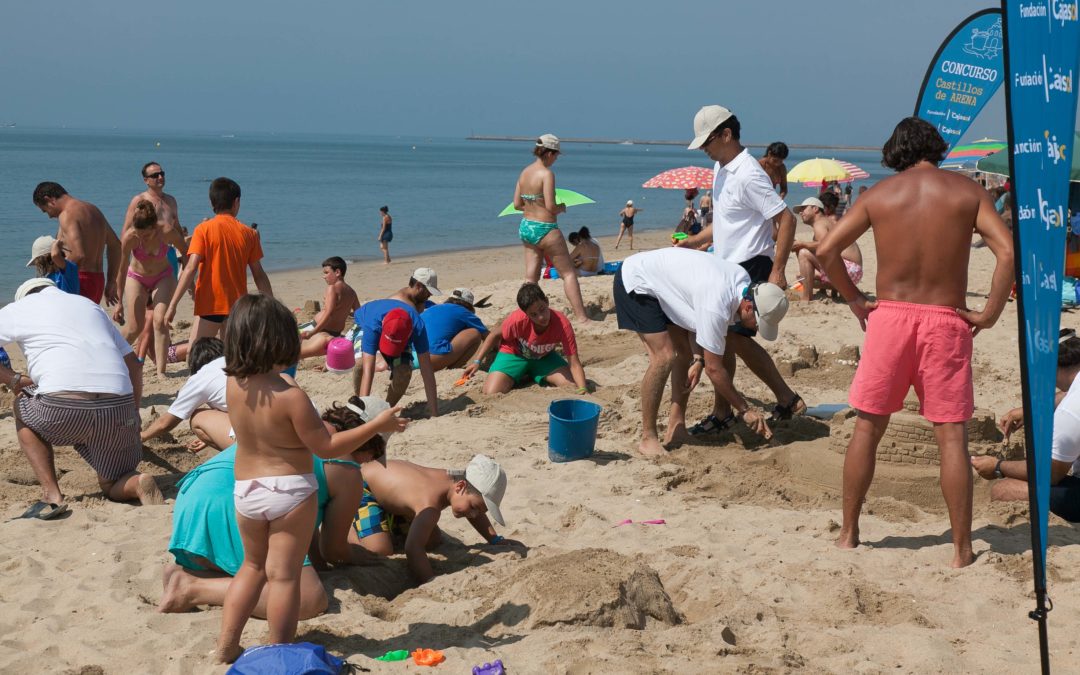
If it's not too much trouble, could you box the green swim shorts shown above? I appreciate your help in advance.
[490,350,568,384]
[519,218,559,246]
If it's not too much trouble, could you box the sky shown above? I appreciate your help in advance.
[1,0,1012,146]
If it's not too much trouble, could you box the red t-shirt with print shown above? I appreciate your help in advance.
[497,308,577,360]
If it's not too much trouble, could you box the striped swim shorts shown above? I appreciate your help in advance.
[17,391,143,482]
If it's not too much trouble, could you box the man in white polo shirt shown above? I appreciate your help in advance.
[140,337,232,451]
[613,248,789,456]
[0,278,163,520]
[678,105,802,435]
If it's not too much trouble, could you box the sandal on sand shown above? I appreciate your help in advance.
[769,395,806,422]
[688,413,737,436]
[20,501,69,521]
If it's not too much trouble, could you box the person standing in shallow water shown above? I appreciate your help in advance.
[378,206,393,264]
[511,134,591,322]
[816,117,1014,568]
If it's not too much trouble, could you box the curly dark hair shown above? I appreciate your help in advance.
[1060,329,1080,369]
[516,282,548,311]
[819,191,839,215]
[881,117,948,172]
[765,141,789,160]
[321,396,386,459]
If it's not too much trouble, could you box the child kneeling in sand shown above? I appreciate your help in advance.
[214,294,407,663]
[299,256,361,359]
[463,282,588,395]
[350,454,518,583]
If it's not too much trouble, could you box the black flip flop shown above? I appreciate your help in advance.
[19,501,69,521]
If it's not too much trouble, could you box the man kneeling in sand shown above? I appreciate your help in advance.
[300,256,361,359]
[140,337,233,451]
[350,454,519,584]
[817,117,1013,567]
[1,279,163,519]
[792,194,863,302]
[613,248,789,456]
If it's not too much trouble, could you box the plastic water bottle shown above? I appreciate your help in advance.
[0,347,10,371]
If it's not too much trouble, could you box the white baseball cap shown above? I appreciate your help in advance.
[465,454,507,526]
[626,200,634,206]
[536,134,561,152]
[793,197,825,213]
[15,277,57,302]
[688,105,734,150]
[346,395,393,463]
[450,288,475,306]
[750,283,789,341]
[412,267,442,295]
[27,236,58,266]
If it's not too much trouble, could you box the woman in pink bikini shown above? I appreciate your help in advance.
[114,200,186,376]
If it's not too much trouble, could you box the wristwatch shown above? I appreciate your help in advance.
[993,459,1004,479]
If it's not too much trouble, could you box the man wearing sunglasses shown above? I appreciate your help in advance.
[678,105,803,436]
[614,247,789,457]
[122,163,184,251]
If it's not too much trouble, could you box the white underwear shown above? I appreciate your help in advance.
[233,473,318,521]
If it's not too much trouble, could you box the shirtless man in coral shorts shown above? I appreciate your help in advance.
[817,117,1014,568]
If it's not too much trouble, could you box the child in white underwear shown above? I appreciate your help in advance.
[214,294,407,664]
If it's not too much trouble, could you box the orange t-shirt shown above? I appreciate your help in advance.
[187,213,263,316]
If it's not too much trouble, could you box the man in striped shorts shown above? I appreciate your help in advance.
[1,278,163,520]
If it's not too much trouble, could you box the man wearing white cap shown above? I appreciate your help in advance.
[353,267,441,417]
[678,105,803,433]
[792,195,863,302]
[352,453,517,583]
[614,248,789,456]
[0,278,163,520]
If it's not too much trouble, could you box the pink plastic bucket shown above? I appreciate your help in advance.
[326,338,356,373]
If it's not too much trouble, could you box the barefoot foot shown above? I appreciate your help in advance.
[136,474,165,506]
[835,528,859,550]
[158,564,196,613]
[663,422,690,447]
[638,437,668,458]
[951,548,975,568]
[213,643,245,664]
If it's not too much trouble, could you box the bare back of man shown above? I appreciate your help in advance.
[817,119,1013,569]
[57,198,113,274]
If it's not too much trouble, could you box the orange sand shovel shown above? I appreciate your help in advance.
[412,648,445,666]
[454,372,473,387]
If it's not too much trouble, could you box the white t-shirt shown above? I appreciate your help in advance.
[1052,375,1080,473]
[711,149,788,263]
[0,287,134,395]
[167,356,228,420]
[620,248,748,355]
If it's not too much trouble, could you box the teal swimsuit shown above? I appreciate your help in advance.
[518,194,559,245]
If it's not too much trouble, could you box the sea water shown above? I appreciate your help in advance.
[0,127,888,302]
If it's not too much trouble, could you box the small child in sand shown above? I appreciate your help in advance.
[464,282,588,395]
[27,235,80,294]
[214,294,407,663]
[300,256,361,359]
[350,454,517,583]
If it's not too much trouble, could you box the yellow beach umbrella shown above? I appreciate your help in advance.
[787,158,851,185]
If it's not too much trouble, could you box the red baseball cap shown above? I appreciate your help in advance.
[379,308,413,358]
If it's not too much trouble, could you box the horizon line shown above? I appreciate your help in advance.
[467,135,883,152]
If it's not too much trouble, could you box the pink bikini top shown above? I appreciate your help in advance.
[133,238,168,262]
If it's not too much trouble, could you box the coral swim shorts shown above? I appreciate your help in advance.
[848,300,973,423]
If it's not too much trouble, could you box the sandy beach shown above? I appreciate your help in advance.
[2,228,1079,674]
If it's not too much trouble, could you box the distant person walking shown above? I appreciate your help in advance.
[378,206,393,264]
[33,182,121,305]
[759,142,789,199]
[511,134,590,322]
[615,200,641,250]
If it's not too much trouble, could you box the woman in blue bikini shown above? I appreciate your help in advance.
[511,134,590,322]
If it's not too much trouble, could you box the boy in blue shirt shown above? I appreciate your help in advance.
[354,267,441,417]
[421,288,489,371]
[27,236,80,295]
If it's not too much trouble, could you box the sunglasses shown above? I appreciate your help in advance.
[744,282,761,315]
[145,171,165,179]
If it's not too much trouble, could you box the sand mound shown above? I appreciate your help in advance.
[505,549,681,630]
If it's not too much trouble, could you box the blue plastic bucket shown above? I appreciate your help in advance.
[548,399,602,462]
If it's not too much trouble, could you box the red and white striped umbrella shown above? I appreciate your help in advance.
[642,166,714,190]
[797,159,869,186]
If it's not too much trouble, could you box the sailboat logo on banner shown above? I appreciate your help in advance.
[963,18,1004,59]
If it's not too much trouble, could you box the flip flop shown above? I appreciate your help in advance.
[19,501,69,521]
[688,413,736,436]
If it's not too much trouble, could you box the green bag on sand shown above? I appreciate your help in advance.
[375,649,410,662]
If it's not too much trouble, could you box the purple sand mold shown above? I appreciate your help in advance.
[472,659,506,675]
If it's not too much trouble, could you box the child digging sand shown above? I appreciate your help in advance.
[350,454,518,583]
[299,256,361,359]
[214,294,407,663]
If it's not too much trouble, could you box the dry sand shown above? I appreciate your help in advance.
[2,228,1080,674]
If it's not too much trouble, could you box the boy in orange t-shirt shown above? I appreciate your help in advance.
[165,177,273,342]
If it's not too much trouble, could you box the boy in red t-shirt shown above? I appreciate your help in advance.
[464,283,588,394]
